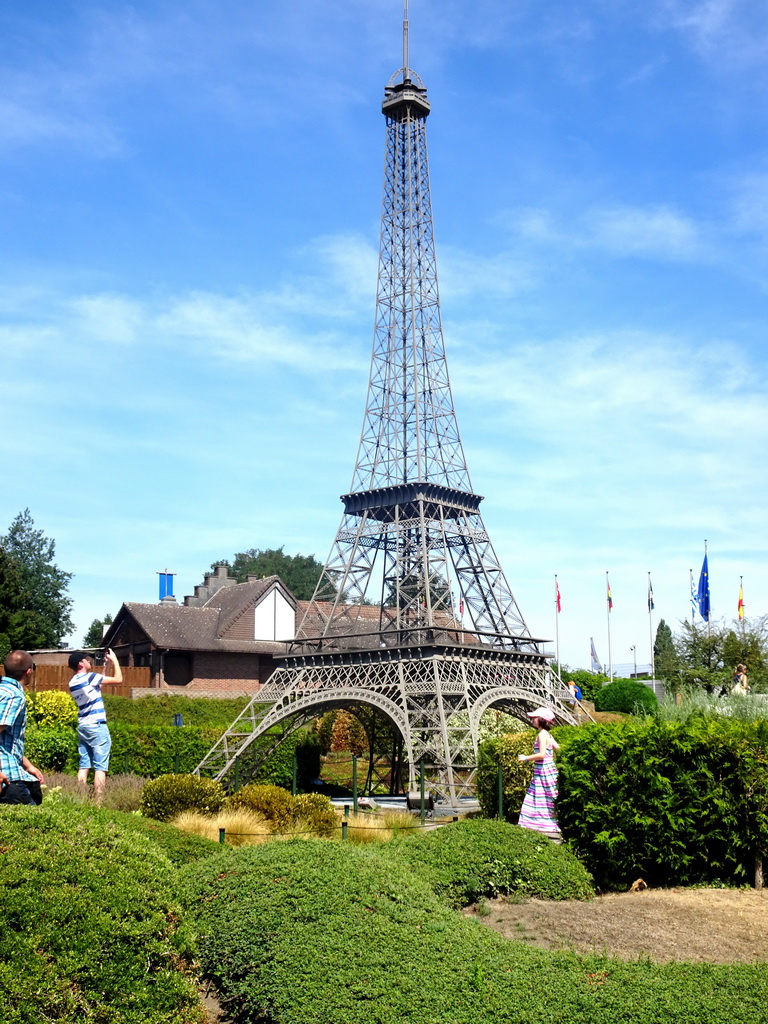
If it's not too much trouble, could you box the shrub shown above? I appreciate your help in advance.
[140,773,226,822]
[475,731,534,819]
[26,689,78,727]
[387,818,594,906]
[290,792,338,837]
[227,782,293,828]
[0,802,205,1024]
[182,835,768,1024]
[25,725,77,772]
[557,718,768,889]
[593,679,658,715]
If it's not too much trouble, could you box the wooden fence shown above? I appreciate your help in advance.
[31,664,151,700]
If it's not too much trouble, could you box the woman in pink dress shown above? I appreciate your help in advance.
[517,706,561,842]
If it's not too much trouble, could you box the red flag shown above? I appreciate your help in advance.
[459,595,464,616]
[555,579,562,613]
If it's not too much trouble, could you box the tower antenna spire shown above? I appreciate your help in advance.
[403,0,409,81]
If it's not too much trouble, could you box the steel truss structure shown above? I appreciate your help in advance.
[195,9,574,800]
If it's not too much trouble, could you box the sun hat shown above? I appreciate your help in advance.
[526,706,555,722]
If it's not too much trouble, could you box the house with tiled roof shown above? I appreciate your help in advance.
[102,565,297,694]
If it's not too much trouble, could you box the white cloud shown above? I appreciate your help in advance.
[659,0,768,69]
[510,202,704,261]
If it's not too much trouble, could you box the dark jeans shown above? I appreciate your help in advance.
[0,779,43,805]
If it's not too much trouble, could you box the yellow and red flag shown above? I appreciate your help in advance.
[738,582,744,620]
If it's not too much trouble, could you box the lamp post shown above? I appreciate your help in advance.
[630,645,637,678]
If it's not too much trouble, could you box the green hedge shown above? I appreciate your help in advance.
[104,694,250,728]
[26,719,320,787]
[557,718,768,890]
[182,827,768,1024]
[0,802,206,1024]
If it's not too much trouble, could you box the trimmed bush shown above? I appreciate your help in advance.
[593,679,658,715]
[26,689,78,727]
[227,782,294,828]
[25,725,77,772]
[182,832,768,1024]
[290,792,338,837]
[557,718,768,889]
[140,773,226,821]
[0,802,205,1024]
[387,818,593,905]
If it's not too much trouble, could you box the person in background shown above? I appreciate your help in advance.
[731,664,750,695]
[517,706,561,842]
[68,648,123,801]
[0,650,45,805]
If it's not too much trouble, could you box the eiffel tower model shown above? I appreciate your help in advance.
[196,4,574,802]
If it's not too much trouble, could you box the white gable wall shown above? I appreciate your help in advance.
[253,588,295,642]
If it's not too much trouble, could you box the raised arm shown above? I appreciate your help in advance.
[102,648,123,685]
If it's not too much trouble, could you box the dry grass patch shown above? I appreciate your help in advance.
[466,887,768,963]
[345,809,417,844]
[173,808,271,846]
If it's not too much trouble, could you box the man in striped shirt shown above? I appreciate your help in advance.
[68,648,123,801]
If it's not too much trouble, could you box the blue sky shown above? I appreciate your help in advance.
[2,0,767,673]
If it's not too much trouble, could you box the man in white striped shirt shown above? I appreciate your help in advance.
[68,648,122,801]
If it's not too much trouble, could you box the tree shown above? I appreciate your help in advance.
[83,613,113,648]
[0,510,74,650]
[214,547,326,601]
[653,619,679,682]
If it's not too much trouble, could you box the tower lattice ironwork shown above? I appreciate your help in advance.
[195,6,574,802]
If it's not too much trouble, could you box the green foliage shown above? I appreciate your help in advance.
[109,722,221,776]
[82,612,113,647]
[593,678,658,715]
[252,729,321,790]
[104,693,250,728]
[557,718,768,890]
[556,667,607,702]
[653,618,679,681]
[290,792,338,836]
[227,782,294,827]
[140,773,226,821]
[26,689,78,728]
[0,509,74,649]
[182,833,768,1024]
[0,801,204,1024]
[475,731,533,820]
[217,546,325,600]
[104,808,220,865]
[653,691,768,723]
[387,818,594,906]
[25,725,77,772]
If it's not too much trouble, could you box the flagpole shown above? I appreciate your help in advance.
[554,574,560,672]
[689,568,695,626]
[606,571,613,683]
[648,571,655,680]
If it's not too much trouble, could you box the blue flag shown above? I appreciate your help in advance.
[697,554,710,622]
